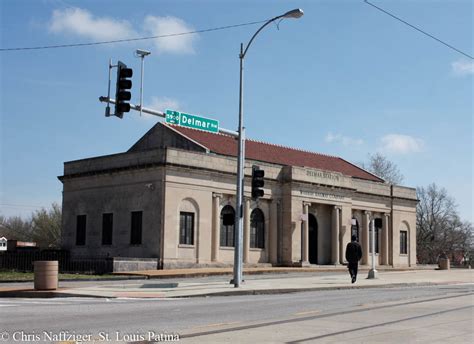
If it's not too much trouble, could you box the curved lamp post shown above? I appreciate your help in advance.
[233,8,304,287]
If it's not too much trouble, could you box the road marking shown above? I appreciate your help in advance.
[193,321,241,330]
[294,310,321,316]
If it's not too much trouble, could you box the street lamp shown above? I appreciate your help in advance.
[135,49,151,117]
[233,8,304,288]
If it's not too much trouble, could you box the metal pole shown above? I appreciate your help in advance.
[105,59,112,117]
[139,55,145,116]
[99,97,239,137]
[233,43,245,288]
[368,219,378,279]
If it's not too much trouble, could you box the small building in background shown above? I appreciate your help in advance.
[7,240,37,251]
[0,228,37,252]
[0,237,7,251]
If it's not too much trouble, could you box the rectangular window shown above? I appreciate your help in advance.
[76,215,87,246]
[179,212,194,245]
[400,231,408,254]
[130,211,142,245]
[102,213,113,245]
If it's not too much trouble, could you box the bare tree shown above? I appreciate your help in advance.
[0,215,33,241]
[360,152,404,185]
[31,203,62,248]
[0,203,62,248]
[416,183,472,264]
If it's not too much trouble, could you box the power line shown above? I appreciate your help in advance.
[0,203,46,209]
[364,0,473,60]
[0,19,268,52]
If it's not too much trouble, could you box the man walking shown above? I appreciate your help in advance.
[345,234,363,283]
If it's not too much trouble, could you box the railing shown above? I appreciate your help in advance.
[0,250,113,274]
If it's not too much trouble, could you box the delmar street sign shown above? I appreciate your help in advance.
[165,109,219,133]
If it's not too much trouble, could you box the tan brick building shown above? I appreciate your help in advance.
[59,123,417,269]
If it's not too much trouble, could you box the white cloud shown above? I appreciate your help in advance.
[325,132,364,146]
[451,60,474,76]
[143,16,197,54]
[49,7,137,41]
[48,8,198,54]
[149,96,180,111]
[137,96,180,121]
[380,134,424,154]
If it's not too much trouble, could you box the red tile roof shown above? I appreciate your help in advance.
[166,123,383,182]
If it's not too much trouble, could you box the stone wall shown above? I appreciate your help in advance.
[61,167,164,260]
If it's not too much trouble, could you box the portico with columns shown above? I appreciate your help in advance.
[293,203,398,267]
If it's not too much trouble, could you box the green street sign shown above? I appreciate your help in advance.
[165,109,219,133]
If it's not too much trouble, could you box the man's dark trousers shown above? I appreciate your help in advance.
[348,261,358,282]
[345,239,362,283]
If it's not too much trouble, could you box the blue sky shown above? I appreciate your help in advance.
[1,0,472,222]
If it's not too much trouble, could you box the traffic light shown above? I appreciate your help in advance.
[115,61,133,118]
[251,165,265,199]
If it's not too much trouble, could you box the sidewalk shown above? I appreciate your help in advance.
[0,268,472,299]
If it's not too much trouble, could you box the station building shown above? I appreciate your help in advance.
[59,122,417,269]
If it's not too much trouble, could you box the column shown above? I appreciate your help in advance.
[211,193,221,262]
[332,206,340,265]
[302,202,310,264]
[243,198,251,264]
[269,199,278,264]
[382,213,390,265]
[339,207,348,264]
[362,211,370,265]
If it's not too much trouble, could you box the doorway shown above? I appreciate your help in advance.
[308,214,318,264]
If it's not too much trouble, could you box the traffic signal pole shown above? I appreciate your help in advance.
[105,59,116,117]
[99,97,239,137]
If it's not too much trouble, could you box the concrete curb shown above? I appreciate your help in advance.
[118,267,427,280]
[176,282,440,298]
[0,281,449,299]
[0,289,111,299]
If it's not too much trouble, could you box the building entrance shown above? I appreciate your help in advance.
[308,214,318,264]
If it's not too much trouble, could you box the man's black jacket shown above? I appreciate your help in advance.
[345,241,362,263]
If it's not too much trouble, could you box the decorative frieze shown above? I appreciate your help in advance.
[300,190,345,201]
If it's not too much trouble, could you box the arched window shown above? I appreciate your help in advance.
[220,205,235,247]
[250,208,265,249]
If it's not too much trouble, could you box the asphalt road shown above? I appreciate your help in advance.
[0,284,472,343]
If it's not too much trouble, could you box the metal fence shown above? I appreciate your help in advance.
[0,250,113,274]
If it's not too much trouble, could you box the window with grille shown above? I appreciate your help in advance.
[179,212,194,245]
[220,205,235,247]
[400,231,408,254]
[250,208,265,249]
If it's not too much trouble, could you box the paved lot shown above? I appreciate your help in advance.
[0,284,472,343]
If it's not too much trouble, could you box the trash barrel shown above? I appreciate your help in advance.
[439,258,450,270]
[34,261,58,290]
